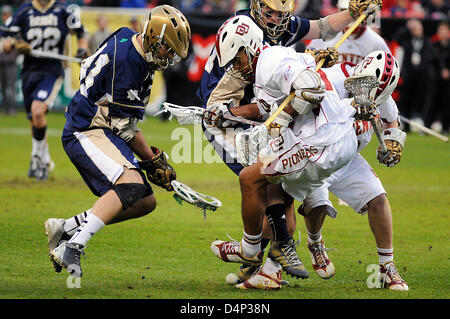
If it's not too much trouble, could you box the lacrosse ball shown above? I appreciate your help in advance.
[226,273,238,285]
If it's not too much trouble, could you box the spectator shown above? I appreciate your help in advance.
[88,14,111,55]
[120,0,146,7]
[395,19,435,132]
[424,0,450,20]
[427,21,449,133]
[129,16,140,33]
[389,0,425,18]
[0,5,18,115]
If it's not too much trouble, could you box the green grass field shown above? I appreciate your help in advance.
[0,112,449,301]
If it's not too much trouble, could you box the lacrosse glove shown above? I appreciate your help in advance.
[138,146,176,191]
[351,100,377,121]
[349,0,382,20]
[204,100,236,129]
[305,47,340,68]
[376,127,407,167]
[14,40,31,55]
[75,48,88,60]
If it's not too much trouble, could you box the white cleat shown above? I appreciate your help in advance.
[380,262,409,291]
[236,268,282,290]
[45,218,67,272]
[307,239,335,279]
[50,241,67,270]
[211,240,263,266]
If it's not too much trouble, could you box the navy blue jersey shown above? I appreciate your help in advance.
[196,9,310,108]
[0,0,86,76]
[64,28,153,132]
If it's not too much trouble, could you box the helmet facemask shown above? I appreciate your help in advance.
[251,0,293,40]
[224,47,258,82]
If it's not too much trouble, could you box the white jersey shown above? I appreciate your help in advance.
[254,46,355,146]
[320,63,399,151]
[307,27,391,65]
[254,46,358,202]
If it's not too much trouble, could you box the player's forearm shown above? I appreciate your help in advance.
[77,37,88,50]
[128,131,155,160]
[306,11,353,40]
[229,103,261,120]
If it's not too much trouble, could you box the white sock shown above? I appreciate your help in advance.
[377,247,394,265]
[68,213,105,247]
[307,229,322,244]
[31,138,46,157]
[241,231,262,258]
[262,257,282,275]
[42,142,50,164]
[64,209,92,236]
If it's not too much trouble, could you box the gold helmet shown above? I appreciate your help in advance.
[250,0,295,40]
[142,5,191,70]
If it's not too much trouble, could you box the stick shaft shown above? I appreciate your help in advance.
[399,115,449,142]
[371,118,387,152]
[264,13,368,128]
[30,49,81,63]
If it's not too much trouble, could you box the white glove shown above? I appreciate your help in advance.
[270,103,293,128]
[291,68,325,115]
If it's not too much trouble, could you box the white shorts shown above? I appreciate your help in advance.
[262,125,358,203]
[305,153,386,213]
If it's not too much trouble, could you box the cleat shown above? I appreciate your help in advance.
[237,264,260,284]
[268,238,309,279]
[50,241,67,271]
[27,155,41,178]
[62,242,85,278]
[45,218,68,272]
[307,239,335,279]
[236,268,282,290]
[211,240,263,266]
[379,262,409,291]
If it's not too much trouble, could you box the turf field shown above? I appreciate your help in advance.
[0,111,449,301]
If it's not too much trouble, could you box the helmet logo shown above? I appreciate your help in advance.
[361,57,373,69]
[236,23,250,36]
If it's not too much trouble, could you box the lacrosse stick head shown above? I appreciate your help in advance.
[155,103,205,125]
[344,75,379,107]
[171,180,222,215]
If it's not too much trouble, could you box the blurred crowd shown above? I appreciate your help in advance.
[0,0,449,133]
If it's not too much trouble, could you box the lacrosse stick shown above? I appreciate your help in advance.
[156,102,262,126]
[399,115,448,143]
[171,180,222,220]
[344,75,387,153]
[30,49,82,63]
[264,7,376,128]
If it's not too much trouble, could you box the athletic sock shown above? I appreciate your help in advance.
[377,247,394,265]
[262,257,282,275]
[241,231,262,258]
[64,209,92,236]
[68,213,105,247]
[265,204,290,242]
[32,126,46,141]
[31,138,46,157]
[307,229,323,244]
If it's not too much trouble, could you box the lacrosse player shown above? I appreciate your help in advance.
[308,0,392,65]
[296,51,409,290]
[209,15,366,290]
[43,5,190,278]
[198,0,383,285]
[0,0,88,181]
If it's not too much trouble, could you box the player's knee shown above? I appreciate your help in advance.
[114,182,147,210]
[31,101,47,118]
[367,193,388,213]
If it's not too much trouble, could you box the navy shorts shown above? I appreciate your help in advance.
[62,127,153,198]
[21,71,63,120]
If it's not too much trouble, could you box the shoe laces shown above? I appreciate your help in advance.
[222,233,240,254]
[309,241,329,268]
[384,262,403,283]
[280,240,303,266]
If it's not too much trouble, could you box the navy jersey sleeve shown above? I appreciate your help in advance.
[278,16,311,47]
